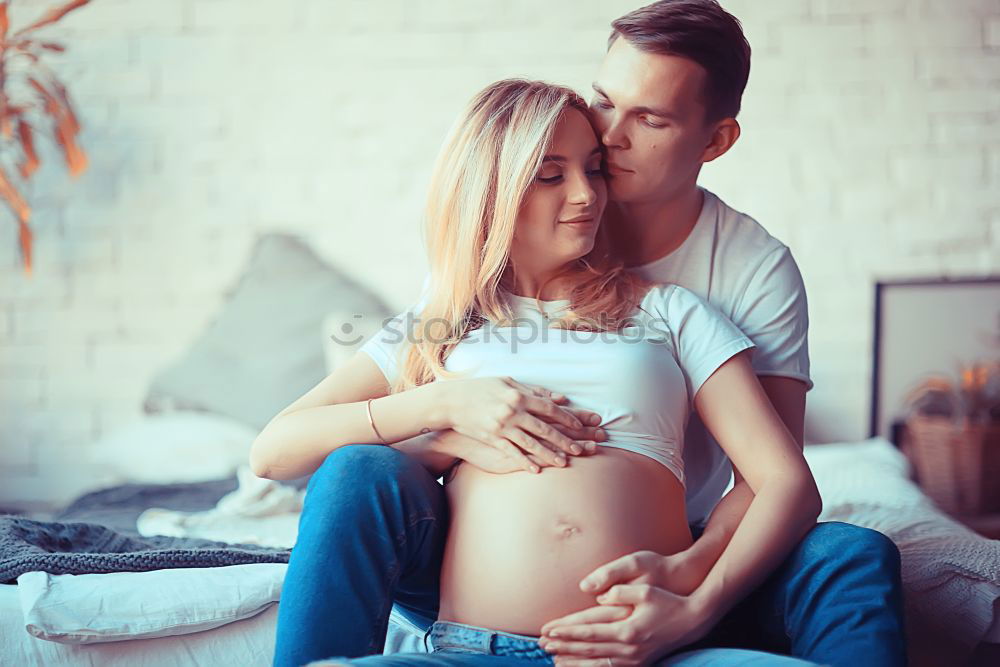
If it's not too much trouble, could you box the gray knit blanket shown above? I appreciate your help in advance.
[0,473,300,584]
[0,514,291,584]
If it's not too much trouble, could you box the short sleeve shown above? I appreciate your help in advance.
[661,285,757,399]
[731,246,812,390]
[358,273,433,385]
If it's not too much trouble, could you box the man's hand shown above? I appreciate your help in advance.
[537,584,713,666]
[533,549,715,665]
[577,549,707,598]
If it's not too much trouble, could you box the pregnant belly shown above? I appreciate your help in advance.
[437,446,692,636]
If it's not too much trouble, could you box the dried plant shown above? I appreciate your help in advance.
[905,316,1000,425]
[1,0,91,276]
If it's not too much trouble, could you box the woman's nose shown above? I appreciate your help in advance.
[568,173,598,206]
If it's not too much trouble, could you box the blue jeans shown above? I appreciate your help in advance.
[317,619,822,665]
[272,445,907,667]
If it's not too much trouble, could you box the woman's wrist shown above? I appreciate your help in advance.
[421,381,454,431]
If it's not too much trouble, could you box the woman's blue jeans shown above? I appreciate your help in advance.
[315,619,823,665]
[272,445,907,667]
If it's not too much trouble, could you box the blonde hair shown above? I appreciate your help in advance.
[392,78,653,393]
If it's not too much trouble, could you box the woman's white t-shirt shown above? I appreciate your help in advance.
[363,187,809,525]
[359,283,755,491]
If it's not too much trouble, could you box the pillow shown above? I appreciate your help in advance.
[804,438,1000,655]
[88,412,259,486]
[144,233,393,430]
[17,563,286,644]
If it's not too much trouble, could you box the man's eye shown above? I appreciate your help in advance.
[593,101,612,110]
[642,116,666,128]
[538,175,563,183]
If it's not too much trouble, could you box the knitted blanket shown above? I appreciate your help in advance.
[0,514,290,584]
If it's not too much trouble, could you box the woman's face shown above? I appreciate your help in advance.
[510,107,608,279]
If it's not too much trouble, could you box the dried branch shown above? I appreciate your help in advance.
[0,0,91,275]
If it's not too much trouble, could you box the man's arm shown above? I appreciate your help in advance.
[676,376,807,589]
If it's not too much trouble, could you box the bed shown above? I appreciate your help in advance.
[1,427,998,667]
[3,237,997,665]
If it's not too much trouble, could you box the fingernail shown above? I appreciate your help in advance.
[590,414,601,425]
[531,465,540,474]
[584,441,596,451]
[580,579,593,590]
[570,444,582,455]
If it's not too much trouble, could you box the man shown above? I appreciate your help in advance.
[272,2,906,666]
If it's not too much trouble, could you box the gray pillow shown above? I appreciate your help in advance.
[144,233,393,430]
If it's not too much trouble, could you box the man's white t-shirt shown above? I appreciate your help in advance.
[629,187,812,525]
[381,186,810,526]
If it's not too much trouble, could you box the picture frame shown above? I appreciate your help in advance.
[870,276,1000,443]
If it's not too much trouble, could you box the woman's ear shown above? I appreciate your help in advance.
[701,118,741,164]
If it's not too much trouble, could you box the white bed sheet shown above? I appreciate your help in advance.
[0,583,277,667]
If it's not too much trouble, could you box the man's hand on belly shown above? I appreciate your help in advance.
[535,551,713,665]
[536,582,712,666]
[579,549,704,597]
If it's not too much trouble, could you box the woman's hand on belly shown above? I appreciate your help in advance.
[438,426,605,477]
[434,376,607,473]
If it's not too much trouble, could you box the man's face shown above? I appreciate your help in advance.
[591,37,717,205]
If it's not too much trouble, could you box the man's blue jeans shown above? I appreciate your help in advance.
[272,445,907,667]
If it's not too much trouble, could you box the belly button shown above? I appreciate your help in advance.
[554,518,582,539]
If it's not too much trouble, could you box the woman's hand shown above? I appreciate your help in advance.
[434,376,605,473]
[438,421,604,476]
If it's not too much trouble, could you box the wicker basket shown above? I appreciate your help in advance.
[902,416,1000,515]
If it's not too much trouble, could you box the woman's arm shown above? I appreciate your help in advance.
[250,351,604,481]
[249,351,453,480]
[686,350,822,628]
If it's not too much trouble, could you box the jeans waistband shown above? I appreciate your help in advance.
[426,620,553,662]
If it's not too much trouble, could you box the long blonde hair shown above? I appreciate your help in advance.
[393,78,652,393]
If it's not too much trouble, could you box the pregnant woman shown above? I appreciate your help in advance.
[253,79,822,666]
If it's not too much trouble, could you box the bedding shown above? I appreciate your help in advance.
[0,514,290,584]
[0,581,279,666]
[1,437,997,666]
[803,438,1000,664]
[18,563,286,644]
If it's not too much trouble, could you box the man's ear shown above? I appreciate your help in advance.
[701,118,741,164]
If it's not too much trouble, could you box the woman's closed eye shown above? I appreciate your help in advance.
[538,166,605,184]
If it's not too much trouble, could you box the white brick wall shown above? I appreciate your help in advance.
[0,0,997,510]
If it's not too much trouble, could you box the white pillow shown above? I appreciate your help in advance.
[17,563,286,644]
[88,413,259,486]
[803,437,930,510]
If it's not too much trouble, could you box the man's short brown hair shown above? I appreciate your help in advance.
[609,0,751,122]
